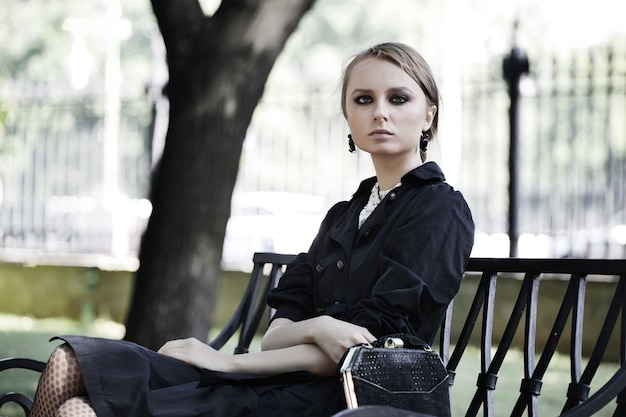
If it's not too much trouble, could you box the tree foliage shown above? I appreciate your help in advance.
[0,0,154,95]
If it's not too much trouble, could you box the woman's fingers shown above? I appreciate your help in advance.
[311,316,376,363]
[157,338,188,355]
[157,338,218,369]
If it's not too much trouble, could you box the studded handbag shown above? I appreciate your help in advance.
[339,334,451,417]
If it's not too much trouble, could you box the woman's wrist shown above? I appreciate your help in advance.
[226,353,242,373]
[308,315,330,345]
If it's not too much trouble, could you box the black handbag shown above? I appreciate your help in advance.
[339,334,451,417]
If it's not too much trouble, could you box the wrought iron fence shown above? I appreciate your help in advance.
[0,41,624,259]
[0,85,152,256]
[458,43,625,258]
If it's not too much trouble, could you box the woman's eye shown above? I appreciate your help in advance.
[390,95,408,104]
[355,96,373,105]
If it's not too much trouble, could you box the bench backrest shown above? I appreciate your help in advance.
[450,258,626,417]
[214,253,626,417]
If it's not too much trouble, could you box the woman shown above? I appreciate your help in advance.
[29,42,474,417]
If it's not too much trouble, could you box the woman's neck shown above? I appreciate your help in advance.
[371,154,424,190]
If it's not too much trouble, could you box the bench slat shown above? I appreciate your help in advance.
[494,273,539,417]
[513,273,541,417]
[563,273,626,412]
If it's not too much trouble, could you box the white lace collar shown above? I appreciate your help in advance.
[358,182,401,229]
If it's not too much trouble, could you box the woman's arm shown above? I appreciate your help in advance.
[261,316,375,363]
[158,316,375,376]
[158,337,337,376]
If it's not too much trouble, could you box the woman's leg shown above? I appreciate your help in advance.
[30,343,95,417]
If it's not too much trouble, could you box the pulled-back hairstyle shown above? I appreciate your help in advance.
[341,42,440,140]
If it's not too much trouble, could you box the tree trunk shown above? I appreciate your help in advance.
[124,0,315,349]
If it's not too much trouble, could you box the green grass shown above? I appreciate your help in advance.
[0,315,621,417]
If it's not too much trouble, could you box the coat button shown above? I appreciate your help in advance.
[336,260,344,270]
[389,192,396,200]
[316,264,325,273]
[316,307,325,314]
[363,229,371,237]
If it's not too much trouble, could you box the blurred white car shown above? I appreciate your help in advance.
[221,192,326,271]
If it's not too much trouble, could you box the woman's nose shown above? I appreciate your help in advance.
[373,102,389,121]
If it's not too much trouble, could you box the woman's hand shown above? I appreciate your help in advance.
[309,316,376,363]
[263,316,376,364]
[158,338,234,372]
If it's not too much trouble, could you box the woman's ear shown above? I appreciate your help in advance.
[424,105,437,129]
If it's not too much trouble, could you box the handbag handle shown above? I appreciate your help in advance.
[371,334,430,350]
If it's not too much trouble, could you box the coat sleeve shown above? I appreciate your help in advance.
[266,201,349,323]
[350,186,475,342]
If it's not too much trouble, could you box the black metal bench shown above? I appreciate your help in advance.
[2,252,625,417]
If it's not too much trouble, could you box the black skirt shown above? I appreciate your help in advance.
[55,336,346,417]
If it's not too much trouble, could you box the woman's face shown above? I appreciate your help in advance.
[344,57,436,159]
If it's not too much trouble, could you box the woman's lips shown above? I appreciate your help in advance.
[369,129,392,136]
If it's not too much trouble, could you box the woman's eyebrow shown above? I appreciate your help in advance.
[350,86,414,96]
[387,86,414,94]
[350,88,373,96]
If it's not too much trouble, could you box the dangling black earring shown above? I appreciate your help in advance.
[419,131,429,152]
[348,134,356,153]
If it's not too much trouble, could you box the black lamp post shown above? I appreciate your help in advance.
[502,40,529,257]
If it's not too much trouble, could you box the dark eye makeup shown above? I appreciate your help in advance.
[355,96,373,104]
[390,94,409,104]
[353,94,410,106]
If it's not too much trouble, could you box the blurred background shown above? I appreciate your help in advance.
[1,0,624,273]
[0,2,624,415]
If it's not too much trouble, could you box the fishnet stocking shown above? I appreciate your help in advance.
[55,397,96,417]
[30,344,95,417]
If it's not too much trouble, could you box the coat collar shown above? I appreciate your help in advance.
[327,162,447,253]
[352,161,446,198]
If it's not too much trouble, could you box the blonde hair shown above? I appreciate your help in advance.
[340,42,440,139]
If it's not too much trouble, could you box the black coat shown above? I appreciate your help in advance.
[268,161,475,344]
